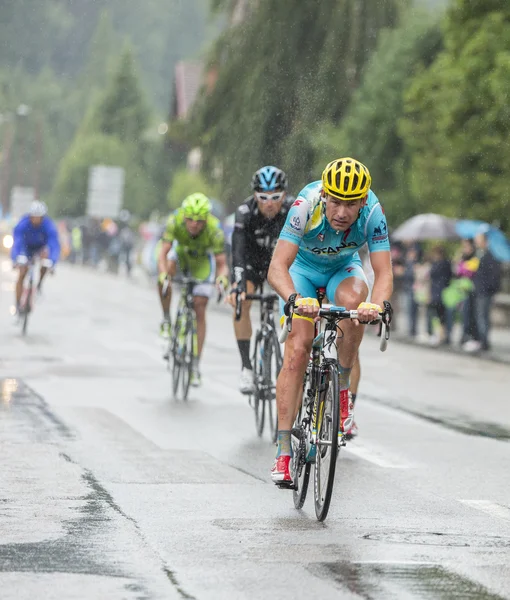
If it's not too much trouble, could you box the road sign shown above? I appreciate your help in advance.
[10,186,35,220]
[86,165,125,218]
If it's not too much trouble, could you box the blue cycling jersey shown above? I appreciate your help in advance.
[279,180,390,273]
[11,215,61,264]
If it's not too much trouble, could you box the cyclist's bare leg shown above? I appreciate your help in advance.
[350,352,360,398]
[234,279,255,371]
[15,266,28,306]
[193,295,209,359]
[233,279,255,339]
[158,259,177,318]
[333,277,368,386]
[276,317,314,430]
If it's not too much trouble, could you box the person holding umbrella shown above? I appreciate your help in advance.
[464,226,502,352]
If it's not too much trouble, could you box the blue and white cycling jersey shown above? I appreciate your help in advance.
[279,180,390,273]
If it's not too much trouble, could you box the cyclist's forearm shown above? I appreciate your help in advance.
[231,229,246,279]
[215,253,229,278]
[158,241,172,275]
[268,261,296,301]
[370,277,393,308]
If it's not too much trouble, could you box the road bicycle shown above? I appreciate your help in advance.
[279,291,392,521]
[16,257,53,336]
[163,276,199,401]
[235,289,282,442]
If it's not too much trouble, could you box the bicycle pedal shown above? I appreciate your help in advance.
[275,480,295,490]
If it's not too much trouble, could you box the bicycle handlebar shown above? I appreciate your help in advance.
[278,305,390,352]
[234,290,279,321]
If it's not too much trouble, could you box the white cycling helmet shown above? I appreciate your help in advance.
[29,200,48,217]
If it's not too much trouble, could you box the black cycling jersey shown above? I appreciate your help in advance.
[231,194,294,290]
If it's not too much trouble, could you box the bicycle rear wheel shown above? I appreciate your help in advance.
[314,361,340,522]
[180,313,194,402]
[252,333,265,436]
[264,332,282,444]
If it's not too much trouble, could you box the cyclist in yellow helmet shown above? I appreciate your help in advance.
[268,158,393,484]
[157,193,229,386]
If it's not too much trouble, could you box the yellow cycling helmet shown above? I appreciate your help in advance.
[322,157,372,201]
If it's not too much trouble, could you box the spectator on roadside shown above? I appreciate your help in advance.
[402,245,421,337]
[427,245,452,345]
[390,241,405,332]
[119,225,135,276]
[70,224,83,264]
[413,251,431,342]
[464,227,502,352]
[449,239,479,346]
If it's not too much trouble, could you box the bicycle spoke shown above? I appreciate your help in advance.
[314,362,340,522]
[253,335,265,436]
[181,315,194,401]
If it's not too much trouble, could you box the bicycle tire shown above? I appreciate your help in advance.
[20,287,32,336]
[292,401,311,510]
[180,312,194,402]
[314,361,340,522]
[21,308,29,336]
[252,333,265,436]
[171,312,184,398]
[264,331,282,444]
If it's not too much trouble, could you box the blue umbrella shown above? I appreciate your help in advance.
[455,220,510,262]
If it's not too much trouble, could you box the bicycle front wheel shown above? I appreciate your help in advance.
[292,400,311,510]
[264,331,282,444]
[252,333,265,436]
[171,313,184,398]
[180,312,195,402]
[314,361,340,522]
[20,288,32,336]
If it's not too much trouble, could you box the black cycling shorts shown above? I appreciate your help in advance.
[245,264,268,289]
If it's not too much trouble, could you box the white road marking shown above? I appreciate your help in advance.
[459,499,510,521]
[344,442,413,469]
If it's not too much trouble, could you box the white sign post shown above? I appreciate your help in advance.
[86,165,125,219]
[10,186,36,220]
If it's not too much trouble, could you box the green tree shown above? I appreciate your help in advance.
[193,0,407,206]
[167,168,219,210]
[79,10,120,93]
[82,44,150,143]
[314,10,442,223]
[400,0,510,230]
[51,133,157,217]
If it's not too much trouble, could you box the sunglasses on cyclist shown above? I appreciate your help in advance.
[256,191,284,203]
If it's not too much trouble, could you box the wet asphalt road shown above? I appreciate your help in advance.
[1,258,509,600]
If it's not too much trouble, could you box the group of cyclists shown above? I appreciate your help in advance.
[9,156,393,488]
[155,156,393,485]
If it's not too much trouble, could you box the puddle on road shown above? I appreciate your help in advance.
[0,377,73,439]
[213,517,325,532]
[313,562,506,600]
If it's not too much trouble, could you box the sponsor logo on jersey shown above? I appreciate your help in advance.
[290,216,301,230]
[310,241,358,255]
[317,233,324,242]
[292,198,304,207]
[372,218,388,243]
[238,204,250,214]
